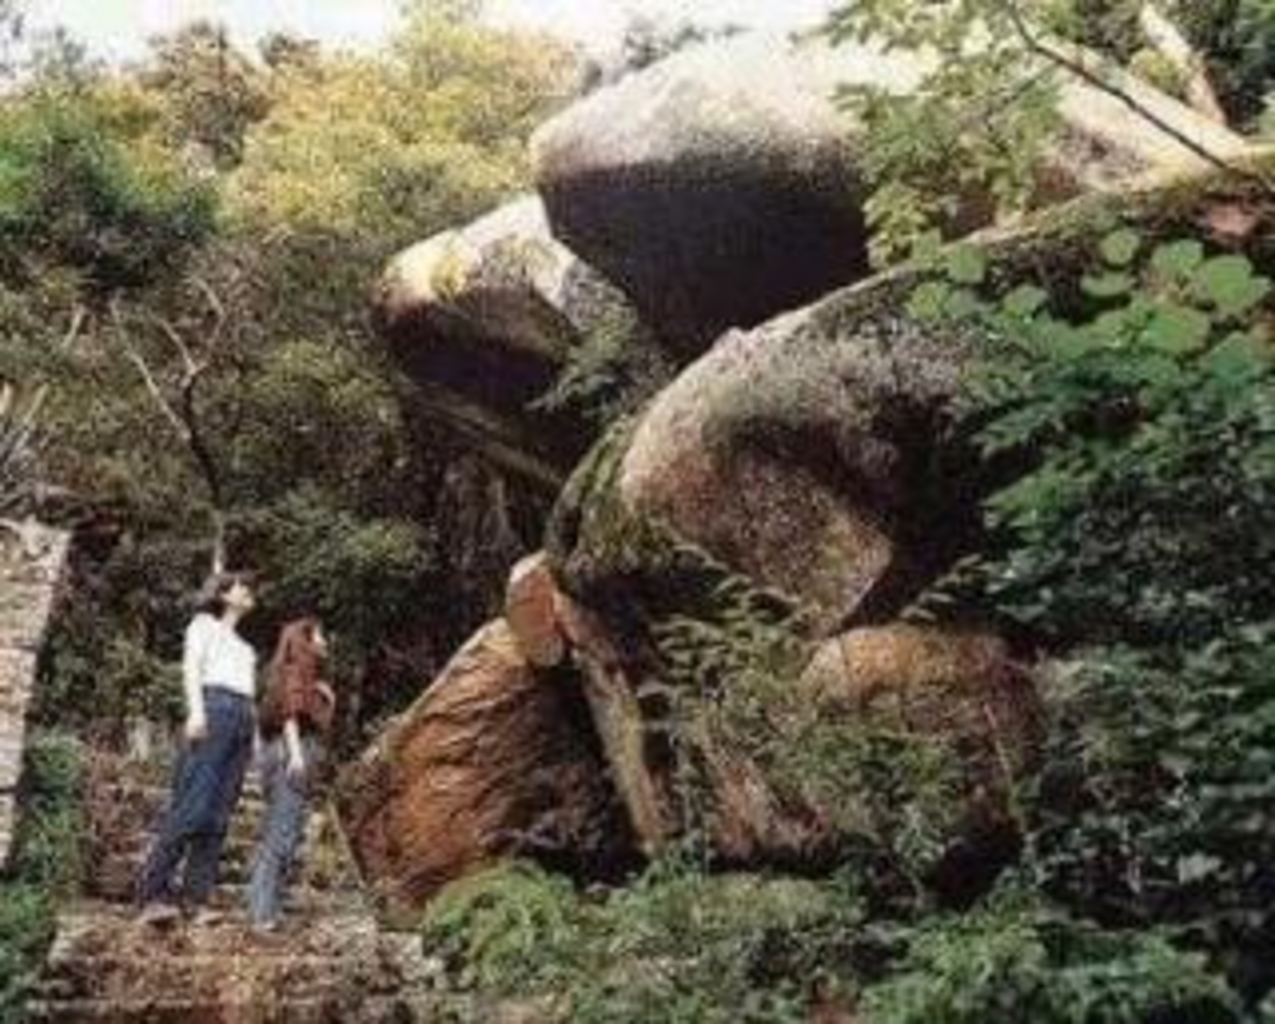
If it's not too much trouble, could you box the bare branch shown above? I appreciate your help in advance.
[111,302,192,442]
[1000,1,1274,196]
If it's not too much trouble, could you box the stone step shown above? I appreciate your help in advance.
[31,904,432,1022]
[26,994,430,1024]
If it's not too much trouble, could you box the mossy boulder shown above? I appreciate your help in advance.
[374,195,653,489]
[543,160,1275,881]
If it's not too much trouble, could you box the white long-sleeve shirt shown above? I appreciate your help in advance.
[182,613,257,709]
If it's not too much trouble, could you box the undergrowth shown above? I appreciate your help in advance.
[0,731,86,1023]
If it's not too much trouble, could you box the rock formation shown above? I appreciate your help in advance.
[375,195,661,488]
[338,617,632,919]
[349,22,1270,922]
[531,31,1249,350]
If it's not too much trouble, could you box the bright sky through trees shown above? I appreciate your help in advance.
[30,0,831,60]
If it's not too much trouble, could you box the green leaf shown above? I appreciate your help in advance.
[1144,304,1212,355]
[1002,285,1047,318]
[1150,239,1204,281]
[906,281,951,322]
[1099,228,1140,267]
[1192,255,1271,317]
[1082,272,1134,299]
[945,246,987,286]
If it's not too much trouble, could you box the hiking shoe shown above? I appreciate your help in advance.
[187,906,225,928]
[137,902,181,928]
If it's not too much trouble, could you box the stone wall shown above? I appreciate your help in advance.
[0,519,71,867]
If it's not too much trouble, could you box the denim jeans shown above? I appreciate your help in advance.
[247,734,321,926]
[136,688,255,906]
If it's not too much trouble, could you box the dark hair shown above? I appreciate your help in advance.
[196,571,255,616]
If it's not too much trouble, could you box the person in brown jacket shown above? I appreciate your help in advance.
[246,616,335,932]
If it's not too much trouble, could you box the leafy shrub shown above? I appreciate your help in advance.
[0,732,86,1023]
[421,858,872,1024]
[862,895,1242,1024]
[946,234,1275,650]
[0,94,216,291]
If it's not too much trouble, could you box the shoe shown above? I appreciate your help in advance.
[249,920,285,943]
[187,906,225,927]
[137,902,181,928]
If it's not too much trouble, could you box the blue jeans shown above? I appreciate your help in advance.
[247,735,320,925]
[137,688,255,906]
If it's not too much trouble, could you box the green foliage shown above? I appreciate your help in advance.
[530,306,673,430]
[1028,628,1275,1000]
[242,487,431,668]
[0,93,216,291]
[826,1,1275,261]
[862,895,1241,1024]
[942,234,1275,648]
[0,732,86,1023]
[904,223,1275,1007]
[422,858,870,1024]
[827,0,1064,264]
[138,20,272,169]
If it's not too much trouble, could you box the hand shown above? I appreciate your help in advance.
[316,681,335,706]
[285,747,307,783]
[183,710,208,744]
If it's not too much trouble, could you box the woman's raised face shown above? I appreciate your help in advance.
[311,623,330,656]
[224,579,256,614]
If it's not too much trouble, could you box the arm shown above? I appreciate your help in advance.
[181,615,211,742]
[283,717,306,780]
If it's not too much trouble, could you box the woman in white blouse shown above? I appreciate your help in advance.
[136,572,258,926]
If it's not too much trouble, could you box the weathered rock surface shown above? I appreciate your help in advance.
[550,163,1275,638]
[505,552,567,668]
[800,623,1044,898]
[0,519,71,866]
[337,618,632,921]
[550,281,981,639]
[375,195,655,487]
[544,163,1274,876]
[532,30,1251,349]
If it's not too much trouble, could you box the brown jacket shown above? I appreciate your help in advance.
[258,618,335,739]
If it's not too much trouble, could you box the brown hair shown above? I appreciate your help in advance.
[268,617,322,692]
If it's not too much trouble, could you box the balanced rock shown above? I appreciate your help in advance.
[532,30,1250,351]
[375,195,648,488]
[336,618,631,920]
[550,280,980,639]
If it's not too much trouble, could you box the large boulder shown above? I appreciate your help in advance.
[532,31,1251,351]
[797,623,1044,899]
[548,160,1274,639]
[336,619,632,921]
[549,277,981,640]
[543,162,1275,875]
[375,195,660,488]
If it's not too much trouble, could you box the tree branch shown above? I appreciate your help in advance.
[1000,0,1274,196]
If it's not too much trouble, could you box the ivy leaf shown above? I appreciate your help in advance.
[945,246,987,286]
[1192,255,1271,317]
[1144,304,1211,355]
[1150,239,1204,281]
[1082,272,1134,299]
[1099,228,1140,267]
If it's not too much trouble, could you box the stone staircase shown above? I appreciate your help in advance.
[27,751,438,1023]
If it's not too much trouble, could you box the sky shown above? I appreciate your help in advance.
[27,0,833,63]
